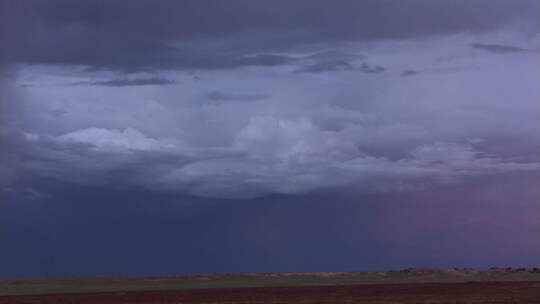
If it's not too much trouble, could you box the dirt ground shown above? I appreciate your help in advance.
[1,281,539,304]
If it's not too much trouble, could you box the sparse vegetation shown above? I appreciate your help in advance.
[1,281,539,304]
[1,268,539,297]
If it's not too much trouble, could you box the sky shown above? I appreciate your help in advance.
[0,0,539,279]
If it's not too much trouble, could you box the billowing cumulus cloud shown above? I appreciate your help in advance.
[57,127,180,152]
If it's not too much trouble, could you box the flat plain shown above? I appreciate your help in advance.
[1,268,539,303]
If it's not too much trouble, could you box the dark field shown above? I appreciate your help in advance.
[1,269,539,303]
[1,281,539,304]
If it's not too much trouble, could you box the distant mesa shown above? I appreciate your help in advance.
[394,268,479,276]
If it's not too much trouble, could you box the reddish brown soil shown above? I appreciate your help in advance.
[1,281,538,304]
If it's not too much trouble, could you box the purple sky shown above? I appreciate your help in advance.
[0,0,539,278]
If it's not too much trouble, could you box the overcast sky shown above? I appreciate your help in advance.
[1,0,539,278]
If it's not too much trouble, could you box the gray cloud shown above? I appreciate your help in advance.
[0,69,26,188]
[358,62,385,74]
[471,43,537,54]
[401,70,420,77]
[1,2,539,280]
[206,91,269,103]
[1,2,539,200]
[73,77,180,87]
[17,126,538,199]
[295,61,385,74]
[293,50,366,74]
[295,60,355,73]
[2,1,538,71]
[236,54,297,67]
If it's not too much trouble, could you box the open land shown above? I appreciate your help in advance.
[1,268,539,303]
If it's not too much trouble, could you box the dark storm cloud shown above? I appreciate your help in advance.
[0,69,26,188]
[1,1,539,281]
[2,172,539,278]
[73,77,180,87]
[3,28,538,199]
[1,0,539,70]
